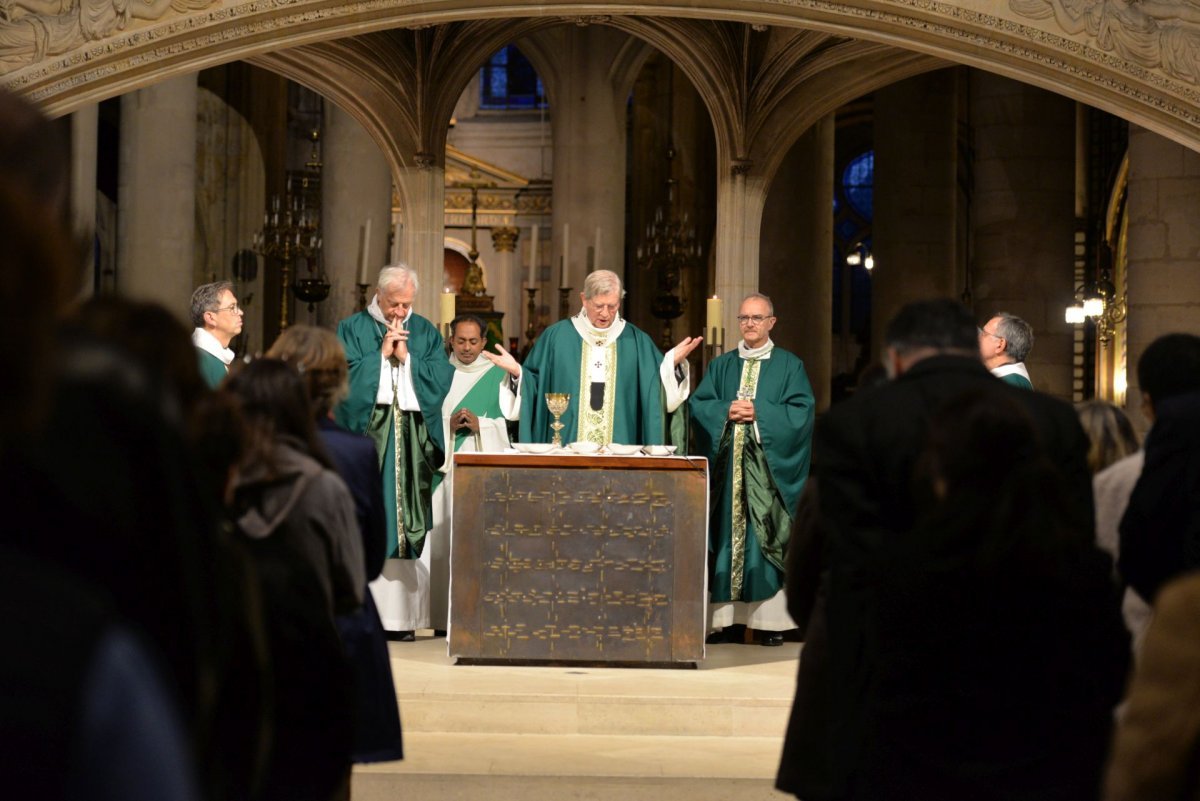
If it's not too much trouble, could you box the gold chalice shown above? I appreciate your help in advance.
[545,393,571,447]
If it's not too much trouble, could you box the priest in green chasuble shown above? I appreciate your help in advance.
[425,314,517,631]
[334,265,453,639]
[485,269,702,446]
[690,293,814,646]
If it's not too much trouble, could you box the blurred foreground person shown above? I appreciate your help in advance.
[268,325,403,763]
[224,358,364,801]
[1077,399,1139,476]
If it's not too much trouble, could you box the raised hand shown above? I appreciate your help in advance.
[672,335,704,366]
[482,342,522,377]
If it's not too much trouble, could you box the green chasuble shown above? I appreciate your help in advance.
[334,310,453,559]
[196,347,227,389]
[690,346,814,602]
[1000,372,1033,390]
[518,317,683,446]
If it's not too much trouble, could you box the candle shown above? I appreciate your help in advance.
[391,221,402,263]
[561,223,569,287]
[707,295,722,343]
[357,218,372,285]
[528,224,539,286]
[594,226,602,271]
[441,290,456,326]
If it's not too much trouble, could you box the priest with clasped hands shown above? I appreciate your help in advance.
[483,269,701,447]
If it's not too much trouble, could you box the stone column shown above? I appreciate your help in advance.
[395,155,447,317]
[550,26,628,312]
[872,71,961,358]
[321,102,394,326]
[70,103,98,298]
[969,72,1076,399]
[117,74,198,320]
[491,225,520,341]
[712,162,768,339]
[761,115,834,411]
[1125,125,1200,430]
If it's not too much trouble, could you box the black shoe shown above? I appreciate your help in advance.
[386,630,415,642]
[760,632,784,647]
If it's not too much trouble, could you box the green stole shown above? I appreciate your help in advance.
[430,364,506,495]
[196,347,227,389]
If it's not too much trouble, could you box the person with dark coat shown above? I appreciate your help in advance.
[268,325,403,764]
[776,299,1120,801]
[1118,333,1200,606]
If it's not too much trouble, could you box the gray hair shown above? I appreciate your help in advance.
[741,292,775,316]
[992,312,1034,362]
[190,280,233,328]
[582,269,625,300]
[378,264,419,294]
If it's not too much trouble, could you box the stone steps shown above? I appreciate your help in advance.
[350,636,800,801]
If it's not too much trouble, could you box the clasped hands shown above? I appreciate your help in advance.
[380,317,408,364]
[728,399,756,422]
[452,408,479,433]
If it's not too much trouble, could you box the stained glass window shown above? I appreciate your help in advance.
[481,45,547,110]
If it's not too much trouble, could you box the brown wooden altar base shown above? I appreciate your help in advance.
[449,453,708,667]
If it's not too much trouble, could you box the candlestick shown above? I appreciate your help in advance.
[561,223,569,287]
[594,226,602,271]
[357,219,372,285]
[528,224,539,286]
[525,286,538,350]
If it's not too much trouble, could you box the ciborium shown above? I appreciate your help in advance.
[545,393,571,447]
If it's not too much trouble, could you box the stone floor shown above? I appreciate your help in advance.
[351,632,802,800]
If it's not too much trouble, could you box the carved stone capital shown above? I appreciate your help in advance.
[731,157,753,177]
[491,225,519,253]
[414,152,436,171]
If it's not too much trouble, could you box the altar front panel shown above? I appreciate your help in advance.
[449,454,708,665]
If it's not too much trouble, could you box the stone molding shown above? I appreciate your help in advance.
[2,1,1200,148]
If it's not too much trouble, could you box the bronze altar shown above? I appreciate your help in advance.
[448,453,708,667]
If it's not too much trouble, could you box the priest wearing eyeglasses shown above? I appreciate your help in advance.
[484,269,701,447]
[690,293,814,646]
[190,280,244,388]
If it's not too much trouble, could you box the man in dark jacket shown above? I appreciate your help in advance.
[776,299,1121,801]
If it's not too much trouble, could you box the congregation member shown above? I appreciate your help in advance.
[978,310,1034,389]
[334,264,453,639]
[691,293,814,646]
[267,325,403,764]
[485,269,701,446]
[225,358,363,801]
[190,280,243,388]
[425,314,518,632]
[776,299,1113,801]
[1118,332,1200,607]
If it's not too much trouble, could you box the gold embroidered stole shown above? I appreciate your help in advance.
[730,358,761,600]
[390,360,407,557]
[577,334,618,445]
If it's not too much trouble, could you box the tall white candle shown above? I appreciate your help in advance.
[594,226,602,271]
[357,218,372,284]
[440,290,456,326]
[528,224,539,286]
[562,223,570,287]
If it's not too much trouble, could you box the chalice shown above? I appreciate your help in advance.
[545,393,571,447]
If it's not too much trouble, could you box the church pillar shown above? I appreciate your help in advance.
[969,71,1076,398]
[712,162,767,341]
[117,74,198,320]
[761,115,834,411]
[491,225,520,341]
[872,70,961,360]
[550,26,627,312]
[395,156,447,317]
[1125,125,1200,429]
[321,101,393,326]
[70,102,98,297]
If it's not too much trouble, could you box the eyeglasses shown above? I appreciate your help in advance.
[737,315,772,325]
[978,327,1002,340]
[214,304,243,315]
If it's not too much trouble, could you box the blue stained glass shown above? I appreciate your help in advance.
[489,71,507,98]
[480,45,547,110]
[843,151,874,220]
[836,218,859,241]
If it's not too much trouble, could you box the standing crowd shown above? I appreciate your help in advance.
[3,85,1200,801]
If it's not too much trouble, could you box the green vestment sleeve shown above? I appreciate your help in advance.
[196,348,227,389]
[517,319,678,445]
